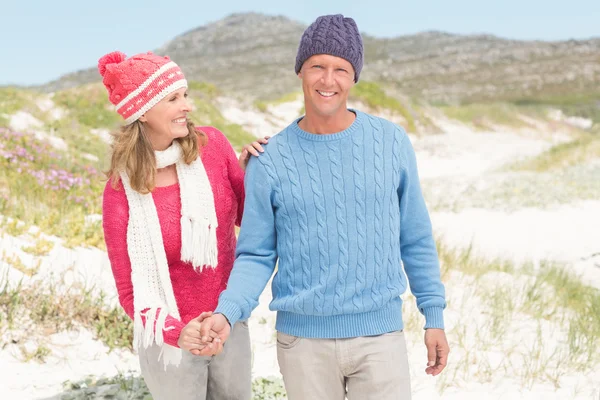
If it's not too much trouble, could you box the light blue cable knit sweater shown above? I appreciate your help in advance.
[215,110,446,338]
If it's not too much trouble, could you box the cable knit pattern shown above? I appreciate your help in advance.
[370,115,385,311]
[277,139,311,314]
[103,126,244,350]
[216,110,446,339]
[328,140,349,315]
[350,125,367,312]
[385,128,402,304]
[299,140,329,315]
[295,14,364,82]
[259,152,295,312]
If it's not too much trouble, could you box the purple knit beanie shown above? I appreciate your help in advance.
[295,14,364,82]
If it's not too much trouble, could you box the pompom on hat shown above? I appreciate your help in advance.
[98,51,187,124]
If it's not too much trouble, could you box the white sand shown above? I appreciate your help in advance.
[0,329,139,400]
[216,97,302,138]
[431,202,600,288]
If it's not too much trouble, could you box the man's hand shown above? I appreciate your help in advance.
[424,328,449,376]
[177,311,214,353]
[197,313,232,356]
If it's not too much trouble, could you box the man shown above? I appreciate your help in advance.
[200,14,449,399]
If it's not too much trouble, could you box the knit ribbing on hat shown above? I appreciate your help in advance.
[115,62,187,124]
[123,79,188,125]
[295,14,364,82]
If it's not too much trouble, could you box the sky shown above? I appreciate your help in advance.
[1,0,599,86]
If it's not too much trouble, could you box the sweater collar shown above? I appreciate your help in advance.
[290,109,364,141]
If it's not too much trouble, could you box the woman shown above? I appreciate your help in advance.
[99,50,266,400]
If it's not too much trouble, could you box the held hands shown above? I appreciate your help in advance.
[238,136,270,171]
[178,312,231,357]
[177,311,219,354]
[424,328,449,376]
[176,313,232,357]
[194,313,231,356]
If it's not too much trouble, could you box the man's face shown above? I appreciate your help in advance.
[298,54,355,119]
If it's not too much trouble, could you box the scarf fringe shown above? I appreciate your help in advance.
[133,312,144,350]
[135,308,182,370]
[181,216,219,271]
[142,308,157,348]
[207,224,218,265]
[155,308,169,346]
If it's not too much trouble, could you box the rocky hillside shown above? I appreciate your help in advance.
[38,13,600,121]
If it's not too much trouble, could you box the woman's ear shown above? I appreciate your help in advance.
[139,114,147,122]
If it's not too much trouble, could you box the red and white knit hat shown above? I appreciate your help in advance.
[98,51,188,124]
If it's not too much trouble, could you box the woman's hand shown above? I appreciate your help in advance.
[238,136,270,171]
[177,311,216,353]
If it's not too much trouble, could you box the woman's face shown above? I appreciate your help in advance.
[139,87,191,150]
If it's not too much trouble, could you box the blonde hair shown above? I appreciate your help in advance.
[107,120,207,194]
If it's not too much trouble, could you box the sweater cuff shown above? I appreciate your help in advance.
[214,299,243,328]
[423,307,445,330]
[163,316,186,348]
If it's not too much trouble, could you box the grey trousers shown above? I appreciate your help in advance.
[277,330,411,400]
[139,321,252,400]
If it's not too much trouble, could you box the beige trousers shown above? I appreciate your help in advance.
[277,330,411,400]
[139,321,252,400]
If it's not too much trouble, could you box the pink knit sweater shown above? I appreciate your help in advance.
[102,126,244,347]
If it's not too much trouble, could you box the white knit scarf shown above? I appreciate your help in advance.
[119,141,218,368]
